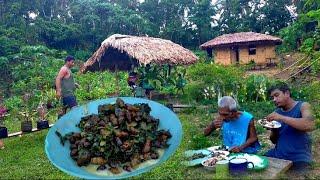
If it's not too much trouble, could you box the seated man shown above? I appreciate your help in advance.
[265,83,315,172]
[204,96,260,153]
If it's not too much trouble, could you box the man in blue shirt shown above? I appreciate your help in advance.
[265,83,315,172]
[204,96,260,153]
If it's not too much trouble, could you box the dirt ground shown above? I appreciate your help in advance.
[245,53,305,79]
[246,67,281,78]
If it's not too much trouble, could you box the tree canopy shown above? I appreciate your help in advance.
[0,0,299,58]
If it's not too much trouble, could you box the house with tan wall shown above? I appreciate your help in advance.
[200,32,282,65]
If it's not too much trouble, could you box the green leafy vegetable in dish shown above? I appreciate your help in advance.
[56,98,172,174]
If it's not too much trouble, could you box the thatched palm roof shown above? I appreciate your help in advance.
[200,32,282,49]
[80,34,198,72]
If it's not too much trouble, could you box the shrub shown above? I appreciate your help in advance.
[76,71,131,101]
[186,62,244,103]
[74,50,91,61]
[3,96,23,111]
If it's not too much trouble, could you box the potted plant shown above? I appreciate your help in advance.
[0,106,8,138]
[20,93,33,133]
[45,89,57,110]
[36,103,49,129]
[19,110,34,133]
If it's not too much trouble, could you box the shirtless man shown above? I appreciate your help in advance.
[55,55,78,114]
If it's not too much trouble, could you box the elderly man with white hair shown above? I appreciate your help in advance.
[204,96,260,153]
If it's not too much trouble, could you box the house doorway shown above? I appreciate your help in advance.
[235,47,239,64]
[231,46,240,64]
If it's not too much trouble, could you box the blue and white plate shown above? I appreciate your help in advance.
[184,149,213,166]
[45,97,183,179]
[258,119,281,129]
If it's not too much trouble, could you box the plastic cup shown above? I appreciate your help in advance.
[215,160,229,176]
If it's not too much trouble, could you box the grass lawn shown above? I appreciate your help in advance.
[1,105,319,179]
[0,130,73,179]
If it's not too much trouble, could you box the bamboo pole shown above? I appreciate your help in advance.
[286,57,320,81]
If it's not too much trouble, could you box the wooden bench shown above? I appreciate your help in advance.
[251,64,265,70]
[256,157,293,179]
[266,58,277,67]
[167,104,209,112]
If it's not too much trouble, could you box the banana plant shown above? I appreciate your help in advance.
[136,65,165,90]
[246,75,268,102]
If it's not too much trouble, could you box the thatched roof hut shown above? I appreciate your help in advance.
[200,32,282,66]
[80,34,198,73]
[200,32,282,49]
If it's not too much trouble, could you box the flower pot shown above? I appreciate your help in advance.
[37,120,49,130]
[21,121,33,132]
[0,127,8,138]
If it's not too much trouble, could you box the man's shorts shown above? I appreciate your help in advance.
[62,96,77,109]
[144,87,154,96]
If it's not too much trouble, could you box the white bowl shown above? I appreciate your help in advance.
[201,157,218,171]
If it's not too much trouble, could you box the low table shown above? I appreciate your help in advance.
[254,157,292,179]
[190,156,292,179]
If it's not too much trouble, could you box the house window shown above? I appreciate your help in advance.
[248,45,256,55]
